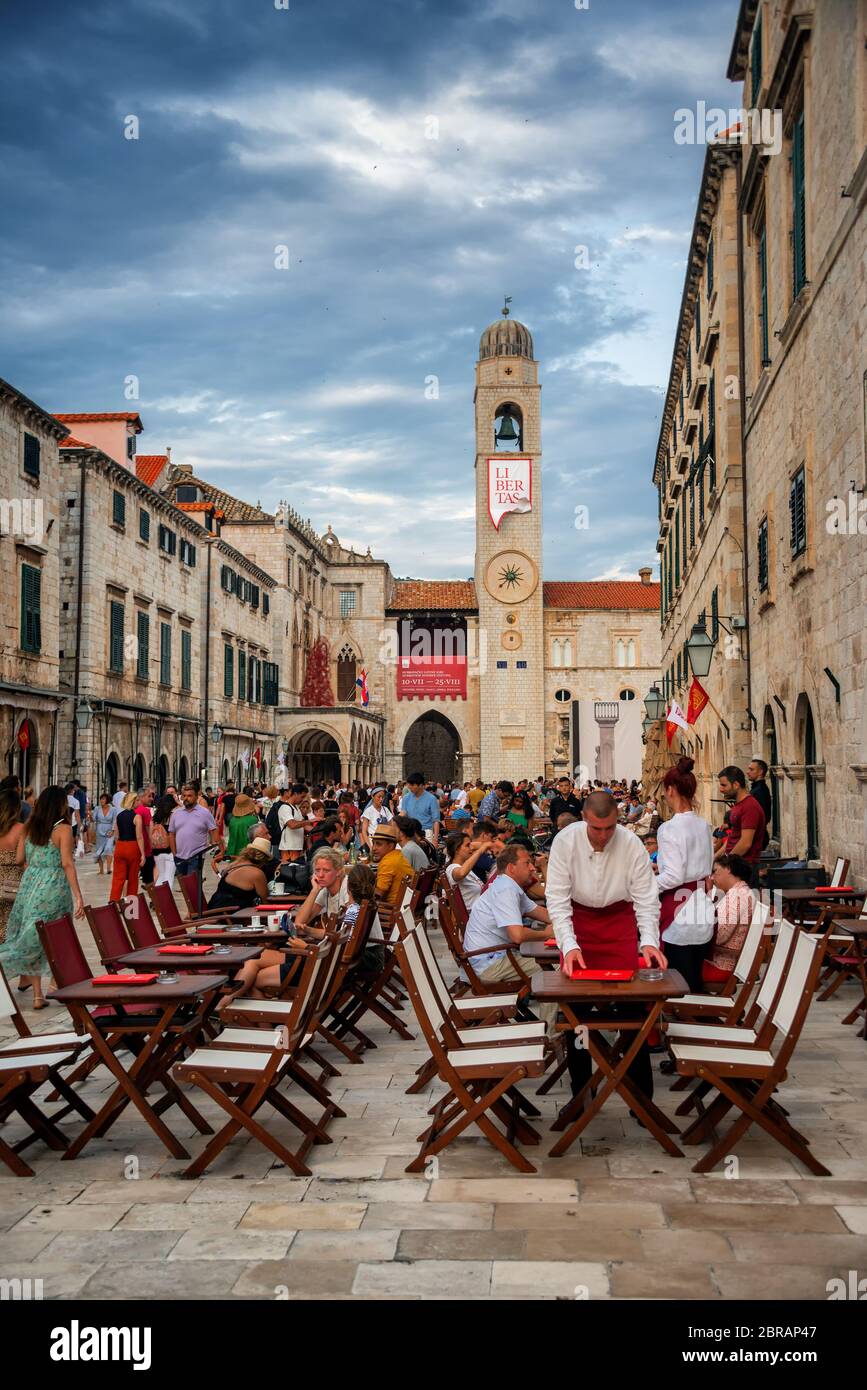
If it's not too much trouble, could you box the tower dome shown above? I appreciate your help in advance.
[479,316,534,361]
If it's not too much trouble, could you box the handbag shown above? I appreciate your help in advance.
[151,821,170,851]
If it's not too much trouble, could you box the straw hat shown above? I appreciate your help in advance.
[233,794,257,817]
[371,822,400,843]
[248,837,273,856]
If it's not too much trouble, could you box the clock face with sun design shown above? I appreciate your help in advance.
[484,550,538,604]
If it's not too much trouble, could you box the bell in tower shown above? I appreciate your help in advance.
[494,403,523,450]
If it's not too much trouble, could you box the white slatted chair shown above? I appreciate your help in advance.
[671,928,831,1174]
[0,963,94,1127]
[0,1048,85,1174]
[393,927,545,1173]
[829,857,850,888]
[662,899,770,1021]
[663,916,795,1050]
[173,939,336,1177]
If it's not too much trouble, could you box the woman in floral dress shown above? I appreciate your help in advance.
[0,785,85,1009]
[0,787,26,947]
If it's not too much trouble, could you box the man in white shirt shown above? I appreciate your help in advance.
[546,791,664,1099]
[463,843,558,1031]
[278,783,315,862]
[111,781,128,813]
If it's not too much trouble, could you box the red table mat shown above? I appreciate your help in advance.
[92,973,158,986]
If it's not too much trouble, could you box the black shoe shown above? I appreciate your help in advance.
[659,1058,677,1075]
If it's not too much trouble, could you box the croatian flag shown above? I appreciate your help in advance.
[356,669,369,706]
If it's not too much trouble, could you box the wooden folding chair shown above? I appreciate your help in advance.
[0,1049,85,1175]
[437,890,534,1002]
[0,963,95,1130]
[829,857,851,888]
[663,899,771,1022]
[394,929,545,1173]
[816,897,867,1008]
[37,914,213,1138]
[406,920,525,1093]
[178,870,209,918]
[122,892,163,948]
[665,918,796,1116]
[85,901,134,967]
[173,939,336,1177]
[146,882,234,938]
[670,927,831,1174]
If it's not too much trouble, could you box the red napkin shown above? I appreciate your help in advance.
[92,973,158,986]
[559,950,639,981]
[193,926,226,933]
[544,938,557,948]
[157,944,214,955]
[815,885,854,893]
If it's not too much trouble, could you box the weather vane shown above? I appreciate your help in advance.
[502,296,512,318]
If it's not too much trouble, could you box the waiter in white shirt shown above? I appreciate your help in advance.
[546,791,665,1100]
[655,757,714,992]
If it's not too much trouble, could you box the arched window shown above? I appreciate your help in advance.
[626,639,636,667]
[337,644,358,702]
[563,639,572,667]
[618,688,636,701]
[552,639,562,668]
[616,639,625,668]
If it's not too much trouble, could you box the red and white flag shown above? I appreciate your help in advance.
[666,701,689,747]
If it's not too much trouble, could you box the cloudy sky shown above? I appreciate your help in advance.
[1,0,740,580]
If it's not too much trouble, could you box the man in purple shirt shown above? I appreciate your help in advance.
[169,784,219,900]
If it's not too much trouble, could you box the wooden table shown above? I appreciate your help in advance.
[519,941,560,961]
[531,968,688,1158]
[185,924,288,945]
[230,904,299,923]
[48,973,228,1160]
[115,943,262,974]
[778,886,865,924]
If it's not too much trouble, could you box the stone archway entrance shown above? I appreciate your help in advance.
[286,729,342,784]
[402,712,461,785]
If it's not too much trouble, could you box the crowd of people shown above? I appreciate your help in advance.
[0,759,774,1050]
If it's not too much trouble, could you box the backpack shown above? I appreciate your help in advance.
[265,801,284,846]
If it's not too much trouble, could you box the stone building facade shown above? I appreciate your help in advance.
[0,378,69,791]
[735,0,867,872]
[645,142,754,817]
[647,0,867,878]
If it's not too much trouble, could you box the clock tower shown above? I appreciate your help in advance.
[474,307,545,781]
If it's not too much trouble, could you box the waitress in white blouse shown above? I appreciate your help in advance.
[655,756,715,992]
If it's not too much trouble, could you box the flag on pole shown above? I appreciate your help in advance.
[686,677,710,725]
[254,746,262,769]
[666,701,690,747]
[356,669,369,707]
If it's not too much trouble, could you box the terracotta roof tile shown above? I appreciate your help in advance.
[165,471,270,523]
[135,454,167,487]
[543,581,660,610]
[54,412,143,430]
[177,501,225,518]
[58,435,94,449]
[389,580,477,611]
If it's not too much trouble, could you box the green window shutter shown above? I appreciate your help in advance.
[698,461,705,524]
[238,650,246,700]
[758,520,769,591]
[112,490,126,527]
[758,224,770,364]
[223,643,233,697]
[708,373,715,430]
[695,296,701,351]
[136,611,149,679]
[160,622,172,684]
[109,601,125,672]
[263,661,278,706]
[792,111,807,298]
[263,593,270,616]
[23,433,40,479]
[686,344,692,392]
[711,587,719,642]
[750,12,762,105]
[674,521,680,588]
[689,479,695,548]
[20,564,41,652]
[139,509,150,542]
[790,468,807,556]
[706,236,714,297]
[181,630,192,691]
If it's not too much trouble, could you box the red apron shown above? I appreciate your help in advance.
[570,898,641,970]
[658,880,700,936]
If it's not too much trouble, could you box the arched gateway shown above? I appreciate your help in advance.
[402,712,461,785]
